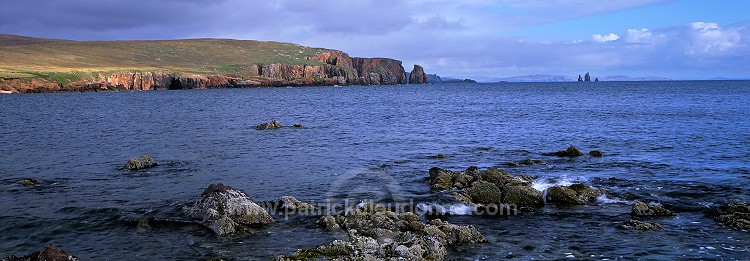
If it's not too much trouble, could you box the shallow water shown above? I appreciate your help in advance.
[1,81,749,260]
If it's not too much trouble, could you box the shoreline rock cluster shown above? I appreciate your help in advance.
[2,244,79,261]
[279,203,486,260]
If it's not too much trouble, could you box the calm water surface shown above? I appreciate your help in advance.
[1,81,749,260]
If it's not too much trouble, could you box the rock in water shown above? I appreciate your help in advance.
[409,64,428,84]
[256,120,283,130]
[123,155,158,170]
[183,183,274,236]
[545,183,602,205]
[553,146,585,157]
[292,123,304,128]
[2,244,80,261]
[589,150,604,157]
[705,202,750,229]
[631,201,676,217]
[618,220,662,230]
[279,203,485,260]
[18,178,38,186]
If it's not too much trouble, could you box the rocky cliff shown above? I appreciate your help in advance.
[409,64,428,84]
[0,50,409,94]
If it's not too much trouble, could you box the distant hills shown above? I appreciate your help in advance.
[467,74,671,83]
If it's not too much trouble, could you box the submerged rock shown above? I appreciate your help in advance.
[589,150,604,157]
[2,244,80,261]
[183,183,274,236]
[292,123,304,128]
[631,201,676,217]
[706,202,750,230]
[280,203,485,260]
[256,120,283,130]
[18,178,38,186]
[618,220,662,230]
[552,146,585,157]
[507,158,546,166]
[123,155,159,170]
[545,183,603,205]
[428,153,448,159]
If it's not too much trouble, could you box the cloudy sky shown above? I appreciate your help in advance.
[1,0,749,79]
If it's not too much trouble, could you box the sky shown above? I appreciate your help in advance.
[1,0,749,79]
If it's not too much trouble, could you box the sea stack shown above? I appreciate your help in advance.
[409,64,428,84]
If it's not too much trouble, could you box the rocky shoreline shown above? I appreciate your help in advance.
[0,50,431,94]
[6,148,749,260]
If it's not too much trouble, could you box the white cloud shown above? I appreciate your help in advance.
[592,33,620,42]
[625,28,652,43]
[685,22,742,56]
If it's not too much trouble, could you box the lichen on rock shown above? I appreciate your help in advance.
[183,183,274,236]
[123,155,158,170]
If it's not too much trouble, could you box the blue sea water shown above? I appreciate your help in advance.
[1,81,749,260]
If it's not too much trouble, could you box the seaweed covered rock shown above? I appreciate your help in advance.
[545,183,603,205]
[2,244,80,261]
[123,155,158,170]
[256,120,282,130]
[631,201,676,217]
[553,146,585,157]
[281,203,485,260]
[18,178,38,186]
[266,196,317,213]
[429,167,544,208]
[183,183,274,236]
[706,202,750,230]
[618,220,662,230]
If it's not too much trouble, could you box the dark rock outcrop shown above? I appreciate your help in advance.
[428,167,544,208]
[631,201,676,217]
[705,202,750,230]
[551,146,585,157]
[256,120,282,130]
[585,72,591,82]
[351,57,407,85]
[409,64,428,84]
[589,150,604,157]
[545,183,603,205]
[183,183,274,236]
[2,244,79,261]
[123,155,158,170]
[280,203,485,260]
[618,220,662,230]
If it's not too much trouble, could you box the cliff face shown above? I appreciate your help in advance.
[409,64,428,84]
[0,50,408,94]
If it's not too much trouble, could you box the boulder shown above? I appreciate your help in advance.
[502,185,544,206]
[589,150,604,157]
[183,183,274,236]
[553,146,585,157]
[279,203,485,260]
[545,183,602,205]
[256,120,282,130]
[2,244,80,261]
[123,155,158,170]
[466,181,503,204]
[428,167,474,191]
[705,202,750,230]
[428,153,448,159]
[618,220,662,230]
[292,123,304,128]
[631,201,676,217]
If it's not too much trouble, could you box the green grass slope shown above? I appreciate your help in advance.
[0,34,327,81]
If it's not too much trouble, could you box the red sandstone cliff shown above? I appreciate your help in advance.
[0,50,410,94]
[409,64,428,84]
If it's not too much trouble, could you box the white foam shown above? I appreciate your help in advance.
[596,194,630,204]
[531,176,586,192]
[416,202,475,215]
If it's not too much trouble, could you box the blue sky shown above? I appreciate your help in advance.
[1,0,749,79]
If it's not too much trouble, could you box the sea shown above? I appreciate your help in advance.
[1,81,749,260]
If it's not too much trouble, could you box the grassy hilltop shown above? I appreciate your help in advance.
[0,34,327,84]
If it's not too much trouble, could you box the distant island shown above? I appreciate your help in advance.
[0,34,431,94]
[474,74,671,83]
